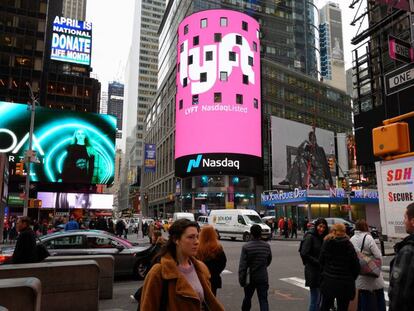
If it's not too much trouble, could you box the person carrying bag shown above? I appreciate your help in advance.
[350,220,386,311]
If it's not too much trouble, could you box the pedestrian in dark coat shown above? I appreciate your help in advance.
[11,216,37,264]
[388,203,414,311]
[300,218,328,311]
[197,225,227,296]
[96,216,108,231]
[319,223,360,311]
[115,219,126,237]
[239,225,272,311]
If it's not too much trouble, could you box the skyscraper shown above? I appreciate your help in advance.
[319,1,346,91]
[119,0,166,211]
[62,0,87,20]
[107,82,124,139]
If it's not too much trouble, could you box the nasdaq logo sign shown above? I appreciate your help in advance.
[187,155,203,173]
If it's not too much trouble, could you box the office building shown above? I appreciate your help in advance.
[319,2,346,91]
[100,91,108,114]
[107,81,124,139]
[62,0,87,20]
[118,0,165,211]
[351,1,413,182]
[141,2,351,217]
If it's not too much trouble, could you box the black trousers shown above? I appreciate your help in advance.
[319,295,350,311]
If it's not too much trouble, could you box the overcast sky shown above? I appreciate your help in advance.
[86,0,363,91]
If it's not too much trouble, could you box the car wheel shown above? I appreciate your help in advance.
[243,232,250,242]
[134,260,149,280]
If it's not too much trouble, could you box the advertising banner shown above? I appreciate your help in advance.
[376,158,414,238]
[144,144,156,172]
[175,10,261,177]
[0,101,116,184]
[271,116,336,190]
[37,192,114,209]
[51,16,92,66]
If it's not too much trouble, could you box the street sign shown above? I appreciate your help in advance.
[388,35,414,63]
[384,62,414,95]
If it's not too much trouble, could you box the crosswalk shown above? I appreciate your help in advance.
[280,266,391,310]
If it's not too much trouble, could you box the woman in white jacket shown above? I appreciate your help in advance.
[350,220,386,311]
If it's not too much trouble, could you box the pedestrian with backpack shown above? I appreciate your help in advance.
[139,219,224,311]
[299,217,329,311]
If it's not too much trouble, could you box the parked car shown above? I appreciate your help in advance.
[0,230,153,279]
[308,217,379,239]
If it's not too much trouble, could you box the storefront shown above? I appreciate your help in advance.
[261,188,380,229]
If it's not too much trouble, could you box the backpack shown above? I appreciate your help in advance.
[135,278,168,311]
[298,232,312,265]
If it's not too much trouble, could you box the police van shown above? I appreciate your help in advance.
[209,209,271,241]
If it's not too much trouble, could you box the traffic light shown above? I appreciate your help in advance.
[328,157,335,170]
[15,161,25,176]
[29,199,42,208]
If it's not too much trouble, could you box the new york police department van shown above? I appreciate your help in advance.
[209,209,271,241]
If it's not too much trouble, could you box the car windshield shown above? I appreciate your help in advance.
[111,235,133,247]
[245,215,263,224]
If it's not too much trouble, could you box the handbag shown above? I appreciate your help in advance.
[35,238,50,262]
[357,234,381,278]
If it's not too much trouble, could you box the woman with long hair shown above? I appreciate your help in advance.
[319,223,360,311]
[350,219,386,311]
[140,219,224,311]
[197,225,227,296]
[300,218,329,311]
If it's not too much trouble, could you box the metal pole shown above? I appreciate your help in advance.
[23,83,37,216]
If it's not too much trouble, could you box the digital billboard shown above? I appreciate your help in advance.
[37,192,113,210]
[271,117,336,190]
[0,101,116,184]
[51,16,92,66]
[175,10,261,177]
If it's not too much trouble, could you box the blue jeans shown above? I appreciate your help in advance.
[308,287,320,311]
[241,283,269,311]
[358,289,386,311]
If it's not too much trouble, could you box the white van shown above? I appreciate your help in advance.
[209,209,271,241]
[173,212,195,221]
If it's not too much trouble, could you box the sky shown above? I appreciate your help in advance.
[86,0,365,91]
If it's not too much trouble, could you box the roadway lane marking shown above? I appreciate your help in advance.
[221,269,233,274]
[280,277,309,291]
[273,289,304,301]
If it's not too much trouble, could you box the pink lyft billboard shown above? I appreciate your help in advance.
[175,10,261,177]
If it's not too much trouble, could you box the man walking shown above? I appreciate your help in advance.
[239,225,272,311]
[11,216,37,264]
[389,203,414,311]
[64,215,79,231]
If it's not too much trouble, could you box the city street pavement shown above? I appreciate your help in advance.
[100,236,394,311]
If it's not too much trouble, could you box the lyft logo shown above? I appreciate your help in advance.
[179,33,255,94]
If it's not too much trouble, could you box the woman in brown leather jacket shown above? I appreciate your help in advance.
[140,219,224,311]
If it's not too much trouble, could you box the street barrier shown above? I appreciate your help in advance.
[0,277,41,311]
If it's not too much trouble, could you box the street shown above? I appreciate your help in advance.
[100,238,393,311]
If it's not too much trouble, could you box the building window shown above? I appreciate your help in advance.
[192,95,199,105]
[243,75,249,84]
[188,55,193,65]
[253,42,257,52]
[214,33,222,42]
[236,94,243,104]
[200,72,207,82]
[179,99,183,110]
[253,98,258,109]
[220,17,228,27]
[220,71,228,81]
[248,56,253,66]
[201,18,207,28]
[214,92,222,103]
[229,51,236,61]
[242,21,248,31]
[183,78,188,87]
[184,25,188,34]
[193,36,199,46]
[206,51,213,61]
[236,35,242,45]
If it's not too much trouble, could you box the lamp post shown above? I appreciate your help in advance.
[23,82,38,216]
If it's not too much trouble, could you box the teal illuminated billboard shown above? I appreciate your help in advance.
[0,101,116,185]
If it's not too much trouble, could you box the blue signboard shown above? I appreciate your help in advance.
[144,144,156,173]
[51,16,92,66]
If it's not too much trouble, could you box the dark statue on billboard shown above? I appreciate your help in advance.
[280,131,333,190]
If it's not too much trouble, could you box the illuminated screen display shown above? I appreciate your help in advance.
[51,16,92,66]
[175,10,261,177]
[0,101,116,184]
[38,192,113,209]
